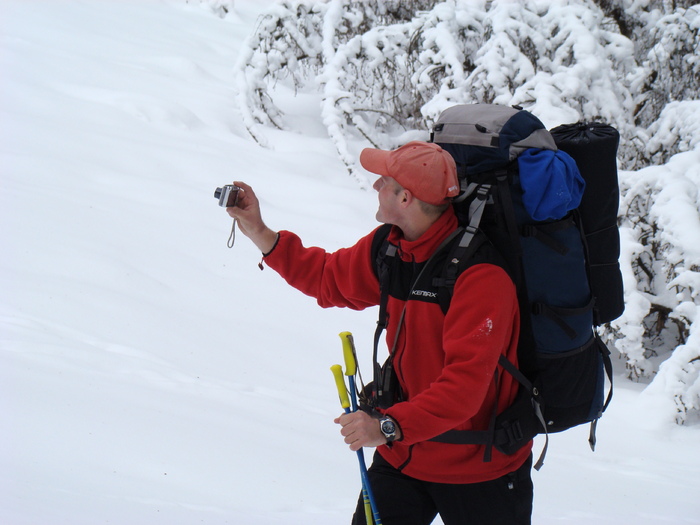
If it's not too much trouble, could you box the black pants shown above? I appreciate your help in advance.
[351,453,533,525]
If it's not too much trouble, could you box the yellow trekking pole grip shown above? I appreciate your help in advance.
[330,364,351,410]
[339,331,357,376]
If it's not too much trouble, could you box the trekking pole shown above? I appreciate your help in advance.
[330,364,379,525]
[331,333,382,525]
[330,364,373,525]
[340,332,380,525]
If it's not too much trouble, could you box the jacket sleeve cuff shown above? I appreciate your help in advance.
[262,232,281,257]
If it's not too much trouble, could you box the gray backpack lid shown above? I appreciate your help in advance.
[432,104,557,174]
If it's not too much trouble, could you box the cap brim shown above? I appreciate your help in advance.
[360,148,391,176]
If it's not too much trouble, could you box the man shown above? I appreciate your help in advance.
[227,141,533,524]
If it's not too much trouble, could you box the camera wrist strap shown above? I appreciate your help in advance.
[227,191,241,249]
[227,218,237,248]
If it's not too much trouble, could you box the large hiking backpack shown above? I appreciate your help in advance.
[370,104,623,469]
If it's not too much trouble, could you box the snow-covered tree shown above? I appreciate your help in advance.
[614,144,700,424]
[235,0,700,424]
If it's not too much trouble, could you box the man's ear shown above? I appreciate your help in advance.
[400,189,413,207]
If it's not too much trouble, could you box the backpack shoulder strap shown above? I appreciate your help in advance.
[371,223,396,340]
[370,223,396,401]
[371,223,394,278]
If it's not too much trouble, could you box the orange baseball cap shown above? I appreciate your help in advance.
[360,141,459,205]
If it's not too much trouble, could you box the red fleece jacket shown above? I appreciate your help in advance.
[264,208,532,483]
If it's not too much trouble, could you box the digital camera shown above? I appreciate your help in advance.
[214,184,241,207]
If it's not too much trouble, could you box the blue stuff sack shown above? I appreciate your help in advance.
[518,148,586,221]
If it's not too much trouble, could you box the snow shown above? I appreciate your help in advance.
[1,1,699,524]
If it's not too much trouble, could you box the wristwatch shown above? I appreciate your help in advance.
[379,415,398,442]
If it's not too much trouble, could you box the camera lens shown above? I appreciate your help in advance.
[214,187,222,198]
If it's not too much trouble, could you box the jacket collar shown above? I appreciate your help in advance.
[387,207,459,263]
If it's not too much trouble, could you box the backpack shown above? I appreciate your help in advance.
[369,104,622,470]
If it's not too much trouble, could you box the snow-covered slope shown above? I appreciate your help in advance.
[1,2,698,524]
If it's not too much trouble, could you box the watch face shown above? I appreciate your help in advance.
[381,419,396,435]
